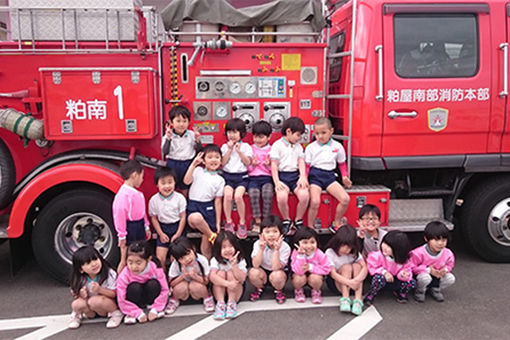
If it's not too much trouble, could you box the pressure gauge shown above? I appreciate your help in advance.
[215,105,228,118]
[229,81,242,95]
[214,81,225,92]
[245,82,256,94]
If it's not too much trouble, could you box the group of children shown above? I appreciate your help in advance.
[68,106,456,328]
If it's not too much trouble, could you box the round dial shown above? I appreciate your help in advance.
[214,81,225,92]
[229,81,241,94]
[215,105,228,118]
[245,82,256,94]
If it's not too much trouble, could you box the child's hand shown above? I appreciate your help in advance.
[227,140,236,149]
[79,286,88,299]
[138,313,148,323]
[192,152,204,167]
[258,234,267,250]
[264,156,271,166]
[193,126,201,142]
[274,235,284,250]
[235,143,241,152]
[252,157,259,166]
[438,267,447,278]
[227,280,238,290]
[89,282,99,294]
[229,251,240,265]
[301,263,310,272]
[356,221,366,238]
[384,271,394,283]
[159,232,170,244]
[295,243,306,255]
[165,122,172,140]
[297,176,309,189]
[429,266,441,278]
[275,181,286,192]
[170,233,180,243]
[145,229,152,240]
[400,269,410,280]
[342,176,353,188]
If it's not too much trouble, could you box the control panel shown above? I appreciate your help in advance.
[232,102,260,131]
[196,76,286,99]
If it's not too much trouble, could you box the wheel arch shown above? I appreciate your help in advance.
[8,162,123,238]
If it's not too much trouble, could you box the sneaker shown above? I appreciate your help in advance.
[213,301,226,320]
[224,222,235,233]
[351,299,364,316]
[430,288,445,302]
[149,308,165,320]
[294,219,304,229]
[225,301,238,319]
[203,296,215,312]
[68,312,82,329]
[414,289,426,303]
[329,223,339,234]
[208,232,217,244]
[393,291,408,304]
[251,220,261,233]
[236,224,248,239]
[339,297,351,312]
[275,290,286,304]
[311,289,323,304]
[294,288,306,303]
[123,316,137,325]
[165,298,180,315]
[106,310,123,329]
[250,288,264,302]
[287,224,298,236]
[282,219,292,235]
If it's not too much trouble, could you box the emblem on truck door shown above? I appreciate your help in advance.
[427,107,448,132]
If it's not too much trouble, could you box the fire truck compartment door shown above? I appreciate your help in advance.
[40,68,158,140]
[381,10,491,158]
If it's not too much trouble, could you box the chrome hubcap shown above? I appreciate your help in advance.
[488,198,510,247]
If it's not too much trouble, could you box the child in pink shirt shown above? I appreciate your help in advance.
[291,228,330,304]
[116,241,169,324]
[365,231,415,305]
[112,159,151,272]
[411,221,455,302]
[248,121,274,232]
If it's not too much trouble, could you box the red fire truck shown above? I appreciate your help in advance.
[0,0,509,283]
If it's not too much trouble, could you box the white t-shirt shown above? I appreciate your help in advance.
[251,240,291,271]
[269,137,304,172]
[189,167,225,202]
[209,257,248,273]
[304,139,346,171]
[148,191,186,224]
[221,142,253,173]
[162,130,196,161]
[84,268,117,296]
[168,253,210,279]
[325,248,363,271]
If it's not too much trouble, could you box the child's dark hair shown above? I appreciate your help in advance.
[314,117,333,129]
[169,105,191,121]
[293,227,318,245]
[212,231,244,264]
[252,120,272,137]
[359,204,381,220]
[70,245,113,296]
[380,231,411,264]
[169,236,206,277]
[281,117,305,135]
[260,215,283,234]
[119,159,143,180]
[424,221,449,241]
[326,224,359,256]
[154,166,177,185]
[127,240,158,265]
[225,118,247,138]
[202,143,221,156]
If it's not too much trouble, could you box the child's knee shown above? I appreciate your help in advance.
[249,268,265,281]
[309,195,321,209]
[269,270,286,284]
[87,295,106,310]
[295,189,310,201]
[339,193,350,206]
[71,298,88,311]
[188,213,202,226]
[308,274,323,286]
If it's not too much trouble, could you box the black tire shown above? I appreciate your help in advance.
[0,139,15,209]
[32,189,119,283]
[460,177,510,262]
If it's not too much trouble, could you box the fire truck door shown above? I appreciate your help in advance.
[381,8,491,159]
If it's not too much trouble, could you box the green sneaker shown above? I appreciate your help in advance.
[339,297,351,313]
[351,299,364,316]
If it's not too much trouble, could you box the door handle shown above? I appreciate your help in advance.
[387,110,417,119]
[500,43,508,97]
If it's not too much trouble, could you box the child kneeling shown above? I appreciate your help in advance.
[165,237,215,314]
[249,215,291,304]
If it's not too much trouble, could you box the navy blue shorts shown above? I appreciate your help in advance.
[126,218,146,245]
[309,167,337,190]
[156,221,182,248]
[279,171,299,192]
[248,175,273,190]
[222,171,249,189]
[166,158,192,190]
[187,200,217,233]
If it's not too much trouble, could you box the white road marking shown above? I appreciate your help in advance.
[0,297,382,340]
[326,306,383,340]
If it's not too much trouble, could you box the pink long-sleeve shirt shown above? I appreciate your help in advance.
[116,261,169,318]
[366,250,414,282]
[112,184,149,240]
[291,249,331,276]
[410,244,455,275]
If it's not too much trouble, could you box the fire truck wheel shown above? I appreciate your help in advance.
[460,177,510,262]
[0,140,15,210]
[32,189,119,283]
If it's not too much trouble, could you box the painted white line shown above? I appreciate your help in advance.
[326,305,383,340]
[15,319,69,340]
[166,315,228,340]
[0,315,68,331]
